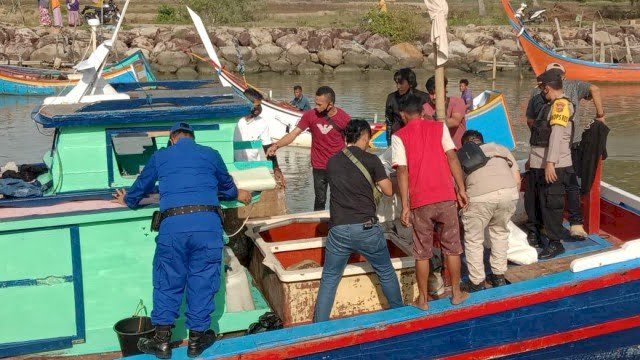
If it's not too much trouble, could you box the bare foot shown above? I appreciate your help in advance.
[450,291,469,305]
[412,295,429,311]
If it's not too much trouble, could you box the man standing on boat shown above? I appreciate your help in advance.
[112,122,252,359]
[235,88,285,187]
[459,79,473,112]
[267,86,351,211]
[527,70,575,260]
[458,130,520,292]
[314,119,403,322]
[384,68,429,146]
[290,85,311,111]
[525,62,605,242]
[422,75,467,149]
[393,95,469,310]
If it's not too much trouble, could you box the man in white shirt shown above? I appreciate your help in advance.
[234,88,285,186]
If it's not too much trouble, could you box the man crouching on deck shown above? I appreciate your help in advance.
[392,95,469,310]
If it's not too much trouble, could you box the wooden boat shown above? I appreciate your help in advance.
[500,0,640,82]
[369,91,516,150]
[0,50,156,96]
[0,76,287,357]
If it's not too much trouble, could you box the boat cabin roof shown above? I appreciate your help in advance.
[32,80,248,129]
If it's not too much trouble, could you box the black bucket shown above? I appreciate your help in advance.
[113,316,155,357]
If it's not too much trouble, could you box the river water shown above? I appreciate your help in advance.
[1,69,639,212]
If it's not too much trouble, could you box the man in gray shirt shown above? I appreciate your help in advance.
[526,70,575,260]
[525,62,605,241]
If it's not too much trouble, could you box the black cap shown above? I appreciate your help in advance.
[536,69,563,88]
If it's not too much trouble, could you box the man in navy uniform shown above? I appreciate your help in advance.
[112,122,251,359]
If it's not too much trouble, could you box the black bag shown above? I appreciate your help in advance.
[457,141,490,174]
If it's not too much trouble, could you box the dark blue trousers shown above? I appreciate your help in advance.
[150,230,223,331]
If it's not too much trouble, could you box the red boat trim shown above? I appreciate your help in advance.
[219,267,640,359]
[441,314,640,360]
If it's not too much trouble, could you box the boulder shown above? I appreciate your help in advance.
[343,51,370,68]
[189,44,209,59]
[176,66,199,79]
[13,28,38,44]
[468,45,499,62]
[237,31,251,46]
[536,32,555,47]
[196,62,217,76]
[244,59,261,73]
[131,36,155,51]
[255,43,283,66]
[36,34,58,49]
[322,64,334,74]
[307,36,332,53]
[269,59,292,73]
[296,28,312,41]
[155,50,191,68]
[337,31,355,40]
[139,26,160,38]
[334,38,360,52]
[297,62,323,75]
[126,47,150,60]
[220,46,239,63]
[318,49,343,67]
[151,42,167,59]
[270,28,287,41]
[353,31,372,45]
[155,29,173,44]
[151,62,177,74]
[462,32,494,47]
[310,53,320,63]
[334,64,361,73]
[448,40,469,56]
[369,48,396,68]
[4,42,34,60]
[249,28,273,47]
[276,34,302,50]
[364,34,391,51]
[590,31,622,45]
[167,38,192,52]
[171,28,198,43]
[388,42,423,68]
[286,44,310,66]
[211,30,234,48]
[30,44,66,61]
[495,39,518,53]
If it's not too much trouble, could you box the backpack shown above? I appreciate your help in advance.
[457,141,489,175]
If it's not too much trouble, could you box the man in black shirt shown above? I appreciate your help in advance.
[313,119,404,322]
[385,68,429,146]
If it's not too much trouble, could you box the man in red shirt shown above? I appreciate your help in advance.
[392,95,469,310]
[422,76,467,149]
[268,86,351,210]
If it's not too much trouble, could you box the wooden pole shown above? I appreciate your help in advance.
[592,22,596,62]
[433,43,446,126]
[625,37,634,63]
[600,41,605,62]
[554,18,566,55]
[492,53,497,90]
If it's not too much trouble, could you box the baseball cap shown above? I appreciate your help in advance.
[536,69,563,88]
[170,122,194,134]
[545,62,566,73]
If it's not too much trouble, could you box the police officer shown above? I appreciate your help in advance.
[526,70,575,260]
[112,122,252,359]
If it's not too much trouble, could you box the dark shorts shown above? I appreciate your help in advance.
[411,200,463,260]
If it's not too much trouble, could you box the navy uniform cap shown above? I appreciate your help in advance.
[170,122,194,134]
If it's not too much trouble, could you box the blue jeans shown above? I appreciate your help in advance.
[313,223,404,322]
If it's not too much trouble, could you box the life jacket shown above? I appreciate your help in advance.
[530,96,574,147]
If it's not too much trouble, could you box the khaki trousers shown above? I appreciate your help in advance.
[461,200,517,285]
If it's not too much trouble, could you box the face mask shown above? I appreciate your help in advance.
[318,104,332,117]
[251,104,262,117]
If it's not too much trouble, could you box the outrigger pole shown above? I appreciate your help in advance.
[425,0,449,123]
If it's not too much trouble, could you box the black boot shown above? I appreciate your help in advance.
[539,242,565,260]
[188,329,217,358]
[527,231,542,248]
[461,279,485,293]
[138,325,172,359]
[488,274,507,287]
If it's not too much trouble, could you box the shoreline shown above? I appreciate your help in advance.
[0,23,638,75]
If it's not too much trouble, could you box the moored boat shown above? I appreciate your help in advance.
[500,0,640,83]
[0,50,156,96]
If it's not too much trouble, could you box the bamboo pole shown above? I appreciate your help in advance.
[433,43,446,126]
[592,22,596,62]
[554,18,566,55]
[625,37,634,63]
[599,41,605,62]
